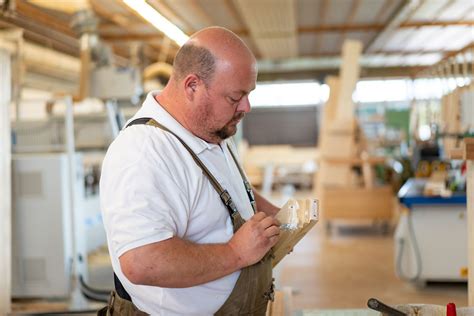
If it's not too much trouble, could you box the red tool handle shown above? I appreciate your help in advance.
[447,302,456,316]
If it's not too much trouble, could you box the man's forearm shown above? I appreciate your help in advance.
[253,189,279,216]
[120,237,244,288]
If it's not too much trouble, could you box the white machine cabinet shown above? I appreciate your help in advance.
[396,178,468,283]
[11,153,86,297]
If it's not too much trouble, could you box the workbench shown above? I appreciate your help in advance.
[396,178,467,283]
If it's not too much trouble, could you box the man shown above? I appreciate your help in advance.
[100,26,281,315]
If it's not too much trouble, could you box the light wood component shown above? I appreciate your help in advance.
[266,291,285,316]
[321,186,394,220]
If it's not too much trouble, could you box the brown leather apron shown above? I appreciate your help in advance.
[100,118,274,315]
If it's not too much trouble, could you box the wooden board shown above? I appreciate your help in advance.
[321,186,394,220]
[450,138,474,160]
[272,199,319,267]
[266,290,285,316]
[272,219,318,267]
[442,89,462,154]
[334,40,362,126]
[466,138,474,160]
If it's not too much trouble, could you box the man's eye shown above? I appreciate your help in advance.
[230,97,240,103]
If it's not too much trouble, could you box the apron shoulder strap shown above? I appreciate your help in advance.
[125,117,241,218]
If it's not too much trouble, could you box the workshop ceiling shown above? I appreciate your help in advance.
[1,0,473,80]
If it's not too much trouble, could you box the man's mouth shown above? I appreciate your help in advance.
[232,113,245,124]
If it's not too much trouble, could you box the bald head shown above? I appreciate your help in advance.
[172,26,256,86]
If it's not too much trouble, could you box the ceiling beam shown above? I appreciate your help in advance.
[416,42,474,76]
[97,19,474,39]
[257,66,426,81]
[14,0,75,37]
[402,20,474,28]
[299,49,457,58]
[0,14,79,54]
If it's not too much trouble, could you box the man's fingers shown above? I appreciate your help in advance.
[259,215,280,229]
[263,225,280,238]
[269,235,280,246]
[251,212,267,222]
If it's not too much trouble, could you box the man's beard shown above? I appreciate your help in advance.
[212,112,245,140]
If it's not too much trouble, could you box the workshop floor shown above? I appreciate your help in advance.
[273,196,468,312]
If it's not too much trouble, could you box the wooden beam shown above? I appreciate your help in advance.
[14,0,75,37]
[100,32,165,42]
[257,65,426,81]
[335,40,362,124]
[300,49,458,58]
[78,38,90,101]
[0,15,78,52]
[0,19,79,56]
[401,20,474,28]
[417,42,474,77]
[98,21,474,39]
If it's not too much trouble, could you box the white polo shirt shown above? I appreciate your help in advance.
[100,91,254,315]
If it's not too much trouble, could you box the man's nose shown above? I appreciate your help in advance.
[237,95,251,113]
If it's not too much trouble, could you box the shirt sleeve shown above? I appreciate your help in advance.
[100,133,190,258]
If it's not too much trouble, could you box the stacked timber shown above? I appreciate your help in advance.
[315,40,394,226]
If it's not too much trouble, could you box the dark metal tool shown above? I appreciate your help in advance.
[367,298,407,316]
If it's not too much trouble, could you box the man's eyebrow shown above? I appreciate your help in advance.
[233,90,250,95]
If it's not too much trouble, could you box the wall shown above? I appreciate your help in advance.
[242,105,319,146]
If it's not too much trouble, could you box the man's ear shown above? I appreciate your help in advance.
[183,74,199,100]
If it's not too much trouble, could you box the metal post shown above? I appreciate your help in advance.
[64,95,88,308]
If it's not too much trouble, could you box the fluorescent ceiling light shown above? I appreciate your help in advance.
[123,0,189,46]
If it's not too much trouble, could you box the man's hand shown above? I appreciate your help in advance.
[228,212,280,268]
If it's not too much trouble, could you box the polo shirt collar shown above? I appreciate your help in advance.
[139,91,221,155]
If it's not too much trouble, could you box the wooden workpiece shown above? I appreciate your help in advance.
[273,199,319,267]
[272,219,318,267]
